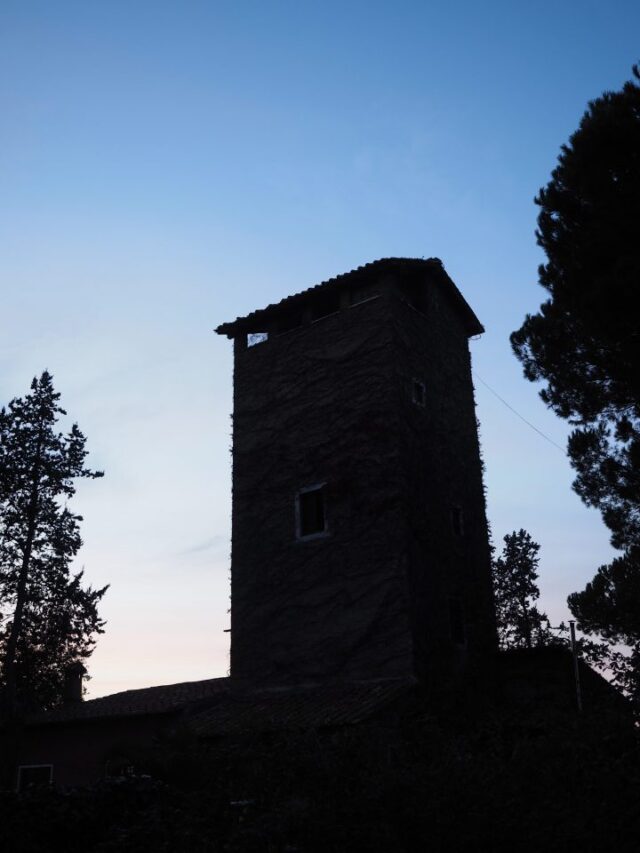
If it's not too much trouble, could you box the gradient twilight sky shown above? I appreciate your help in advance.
[1,2,638,698]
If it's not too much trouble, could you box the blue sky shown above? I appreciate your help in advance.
[1,1,638,696]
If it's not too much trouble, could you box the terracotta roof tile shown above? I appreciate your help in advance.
[27,676,417,733]
[28,677,229,724]
[189,677,417,736]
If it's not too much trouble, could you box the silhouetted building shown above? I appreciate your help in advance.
[215,258,496,689]
[8,259,630,792]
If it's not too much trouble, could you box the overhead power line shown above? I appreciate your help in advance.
[473,372,566,454]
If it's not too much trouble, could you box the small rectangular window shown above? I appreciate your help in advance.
[296,485,327,538]
[247,332,269,347]
[17,765,53,792]
[449,598,466,646]
[412,379,426,407]
[451,506,464,537]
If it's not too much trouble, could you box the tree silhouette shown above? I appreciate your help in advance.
[492,530,555,650]
[568,549,640,707]
[510,65,640,686]
[511,65,640,554]
[0,372,107,715]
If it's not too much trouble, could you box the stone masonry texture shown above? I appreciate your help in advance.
[218,259,496,687]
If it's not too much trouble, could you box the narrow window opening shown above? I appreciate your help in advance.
[296,485,327,538]
[412,379,426,407]
[247,332,269,347]
[449,598,466,646]
[451,506,464,537]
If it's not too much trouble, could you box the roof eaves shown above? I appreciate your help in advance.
[215,258,484,339]
[214,257,455,338]
[25,677,230,726]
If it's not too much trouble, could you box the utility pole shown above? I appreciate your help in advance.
[569,620,583,713]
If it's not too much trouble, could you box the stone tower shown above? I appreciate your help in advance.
[216,258,496,689]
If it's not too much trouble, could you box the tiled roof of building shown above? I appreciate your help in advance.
[215,257,484,338]
[497,646,632,715]
[27,676,417,733]
[28,677,229,724]
[189,677,418,737]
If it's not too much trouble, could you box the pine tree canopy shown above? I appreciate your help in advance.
[0,372,107,715]
[568,548,640,645]
[492,529,555,650]
[511,66,640,551]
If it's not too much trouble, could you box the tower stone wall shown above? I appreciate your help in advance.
[216,258,496,687]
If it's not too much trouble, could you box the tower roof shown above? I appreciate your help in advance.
[215,257,484,338]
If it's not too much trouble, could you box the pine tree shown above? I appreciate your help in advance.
[492,530,555,650]
[568,549,640,707]
[510,64,640,687]
[0,372,107,715]
[510,66,640,554]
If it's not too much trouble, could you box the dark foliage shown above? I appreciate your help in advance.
[569,548,640,642]
[492,530,556,650]
[2,709,639,852]
[511,66,640,553]
[569,548,640,706]
[0,372,107,714]
[511,65,640,703]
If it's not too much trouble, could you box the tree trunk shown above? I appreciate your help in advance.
[519,595,532,649]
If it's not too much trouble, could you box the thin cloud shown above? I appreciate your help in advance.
[178,535,227,556]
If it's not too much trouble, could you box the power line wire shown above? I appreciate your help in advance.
[473,372,566,454]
